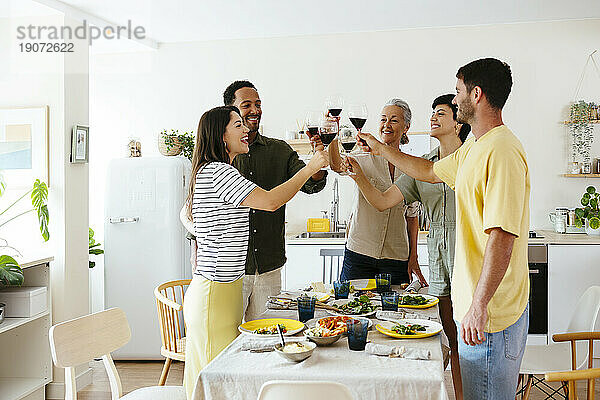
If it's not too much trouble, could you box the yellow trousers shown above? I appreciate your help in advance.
[183,275,243,399]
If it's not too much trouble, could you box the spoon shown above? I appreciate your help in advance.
[276,324,286,349]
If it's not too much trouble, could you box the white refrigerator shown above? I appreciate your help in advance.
[104,157,191,359]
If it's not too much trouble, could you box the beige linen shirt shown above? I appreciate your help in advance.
[346,154,420,260]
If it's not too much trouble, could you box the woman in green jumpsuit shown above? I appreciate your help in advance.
[347,94,470,399]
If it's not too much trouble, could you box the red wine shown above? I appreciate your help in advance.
[328,108,342,117]
[350,117,366,130]
[341,141,356,151]
[320,133,337,145]
[307,126,319,138]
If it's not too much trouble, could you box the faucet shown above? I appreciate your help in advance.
[330,177,346,232]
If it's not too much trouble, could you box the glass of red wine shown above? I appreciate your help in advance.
[305,111,322,154]
[318,118,337,171]
[348,103,370,156]
[325,95,344,134]
[338,128,357,176]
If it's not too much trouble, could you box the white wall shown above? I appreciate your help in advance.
[1,10,91,396]
[90,19,600,247]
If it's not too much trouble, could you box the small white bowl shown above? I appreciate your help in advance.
[274,341,316,362]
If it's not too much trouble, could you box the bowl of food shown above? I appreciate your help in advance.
[274,341,317,362]
[303,326,342,346]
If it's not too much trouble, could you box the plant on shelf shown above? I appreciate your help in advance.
[0,174,49,286]
[569,101,595,168]
[88,227,104,268]
[159,129,195,161]
[574,185,600,232]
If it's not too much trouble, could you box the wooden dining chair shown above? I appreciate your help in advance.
[545,368,600,400]
[155,279,191,385]
[49,307,185,400]
[320,248,344,284]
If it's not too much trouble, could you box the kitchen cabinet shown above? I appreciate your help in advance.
[548,245,600,360]
[0,257,53,400]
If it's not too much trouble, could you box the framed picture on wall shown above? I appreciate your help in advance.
[71,125,89,163]
[0,106,49,188]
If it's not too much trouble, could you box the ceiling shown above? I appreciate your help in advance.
[4,0,600,46]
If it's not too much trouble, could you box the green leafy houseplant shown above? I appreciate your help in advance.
[569,101,595,165]
[574,186,600,230]
[0,176,49,286]
[161,129,195,161]
[88,227,104,268]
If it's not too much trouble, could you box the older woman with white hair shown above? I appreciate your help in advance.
[329,99,425,286]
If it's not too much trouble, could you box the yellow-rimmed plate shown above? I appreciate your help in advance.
[349,279,376,291]
[398,294,439,309]
[238,318,305,337]
[375,319,442,339]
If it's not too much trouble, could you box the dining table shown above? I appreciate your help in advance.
[192,287,449,400]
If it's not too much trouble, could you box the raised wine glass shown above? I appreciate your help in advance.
[318,118,337,171]
[348,103,369,156]
[305,111,322,154]
[325,95,344,135]
[338,128,357,176]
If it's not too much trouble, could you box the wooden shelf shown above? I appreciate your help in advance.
[563,174,600,177]
[0,377,50,399]
[0,310,50,335]
[562,120,600,125]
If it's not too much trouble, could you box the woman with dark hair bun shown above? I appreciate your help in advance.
[180,106,328,399]
[346,94,470,399]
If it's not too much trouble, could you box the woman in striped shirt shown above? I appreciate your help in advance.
[182,106,327,398]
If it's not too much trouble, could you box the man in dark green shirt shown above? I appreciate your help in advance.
[224,80,328,321]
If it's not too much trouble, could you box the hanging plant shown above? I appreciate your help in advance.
[569,101,594,164]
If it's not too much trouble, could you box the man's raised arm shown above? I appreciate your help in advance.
[357,132,442,184]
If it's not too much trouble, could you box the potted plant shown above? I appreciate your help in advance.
[158,129,195,161]
[0,175,50,286]
[569,101,595,173]
[574,185,600,235]
[88,228,104,268]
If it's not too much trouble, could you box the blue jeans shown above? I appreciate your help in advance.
[339,247,409,285]
[457,304,529,400]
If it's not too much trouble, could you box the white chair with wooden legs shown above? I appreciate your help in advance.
[155,279,191,385]
[545,368,600,400]
[49,307,185,400]
[257,380,355,400]
[517,286,600,399]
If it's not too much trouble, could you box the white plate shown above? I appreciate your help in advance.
[326,299,379,318]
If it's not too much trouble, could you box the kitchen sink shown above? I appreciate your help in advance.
[293,231,346,239]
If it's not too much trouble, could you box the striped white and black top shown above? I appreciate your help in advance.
[192,162,257,282]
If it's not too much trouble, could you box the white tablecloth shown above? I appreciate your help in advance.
[193,294,448,400]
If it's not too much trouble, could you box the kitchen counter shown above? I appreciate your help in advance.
[286,229,600,246]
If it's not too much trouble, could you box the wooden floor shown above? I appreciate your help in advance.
[78,360,599,400]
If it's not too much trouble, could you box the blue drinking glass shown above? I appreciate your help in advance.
[375,273,392,294]
[297,296,316,323]
[381,291,399,311]
[333,281,350,299]
[346,318,369,351]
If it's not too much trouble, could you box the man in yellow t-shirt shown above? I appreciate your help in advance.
[356,58,529,400]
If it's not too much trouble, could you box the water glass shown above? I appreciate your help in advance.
[375,273,392,293]
[333,281,350,299]
[381,291,399,311]
[297,296,316,323]
[346,318,369,351]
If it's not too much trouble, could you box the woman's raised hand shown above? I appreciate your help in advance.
[307,150,329,173]
[356,131,383,156]
[345,156,363,179]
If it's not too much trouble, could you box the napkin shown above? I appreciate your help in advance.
[405,279,423,293]
[266,298,297,310]
[240,337,305,352]
[365,343,431,360]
